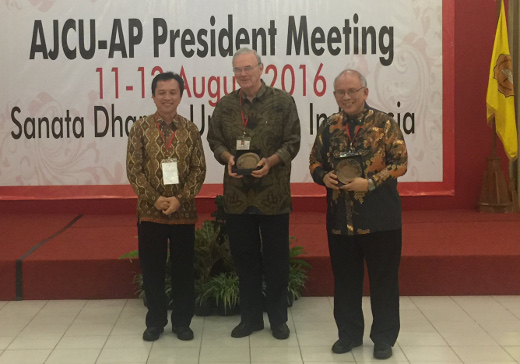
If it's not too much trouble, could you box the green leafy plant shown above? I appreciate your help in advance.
[119,251,173,307]
[194,220,233,284]
[119,250,138,260]
[120,195,311,314]
[193,196,235,313]
[287,237,311,304]
[204,272,239,315]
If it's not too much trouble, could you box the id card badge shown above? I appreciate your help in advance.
[161,158,179,185]
[236,137,251,151]
[339,151,359,158]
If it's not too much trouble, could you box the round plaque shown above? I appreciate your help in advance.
[236,152,260,169]
[336,158,362,184]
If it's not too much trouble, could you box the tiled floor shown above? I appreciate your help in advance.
[0,296,519,363]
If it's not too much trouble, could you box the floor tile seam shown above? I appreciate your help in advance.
[37,346,54,364]
[448,296,517,363]
[197,317,205,364]
[44,299,88,330]
[407,296,454,360]
[451,296,511,341]
[6,300,50,352]
[287,306,306,364]
[96,299,127,363]
[199,318,252,362]
[40,300,92,364]
[247,327,253,364]
[492,295,520,321]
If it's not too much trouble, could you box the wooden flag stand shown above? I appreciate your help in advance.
[478,119,515,213]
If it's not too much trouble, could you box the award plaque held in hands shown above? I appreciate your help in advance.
[233,150,261,175]
[335,153,364,186]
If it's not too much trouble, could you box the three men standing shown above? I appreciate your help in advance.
[126,58,406,362]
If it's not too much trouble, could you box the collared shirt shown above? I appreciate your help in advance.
[126,113,206,224]
[309,104,408,235]
[207,81,301,215]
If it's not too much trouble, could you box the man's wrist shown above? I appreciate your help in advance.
[367,178,375,191]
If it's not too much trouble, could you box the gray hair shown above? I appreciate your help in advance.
[333,69,367,88]
[232,47,262,66]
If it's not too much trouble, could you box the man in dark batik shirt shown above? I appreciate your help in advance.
[310,69,407,360]
[208,48,300,341]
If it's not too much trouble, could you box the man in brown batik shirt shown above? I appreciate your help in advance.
[127,72,206,343]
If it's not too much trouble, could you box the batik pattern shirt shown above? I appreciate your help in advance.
[309,104,407,235]
[207,81,301,215]
[127,113,206,224]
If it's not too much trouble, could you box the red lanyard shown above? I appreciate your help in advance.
[343,114,361,150]
[239,91,249,135]
[155,113,176,151]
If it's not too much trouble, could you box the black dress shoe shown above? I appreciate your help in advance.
[142,327,164,341]
[172,325,194,341]
[331,338,363,354]
[373,342,393,359]
[231,321,264,338]
[271,323,290,340]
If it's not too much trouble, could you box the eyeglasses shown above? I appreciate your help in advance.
[333,87,365,98]
[233,63,260,74]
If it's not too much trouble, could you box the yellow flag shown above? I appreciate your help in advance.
[486,0,518,160]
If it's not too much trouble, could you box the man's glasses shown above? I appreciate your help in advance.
[333,87,365,98]
[233,63,260,74]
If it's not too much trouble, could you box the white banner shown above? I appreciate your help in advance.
[0,0,443,188]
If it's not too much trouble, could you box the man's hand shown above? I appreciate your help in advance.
[221,151,242,179]
[226,155,243,179]
[251,155,279,178]
[341,177,369,192]
[154,196,170,211]
[251,157,270,178]
[323,171,340,190]
[162,196,181,215]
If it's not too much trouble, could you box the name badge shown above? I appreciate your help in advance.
[236,137,251,151]
[339,151,359,158]
[161,158,179,185]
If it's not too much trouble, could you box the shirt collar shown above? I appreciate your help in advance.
[155,113,178,131]
[239,80,267,101]
[342,103,369,124]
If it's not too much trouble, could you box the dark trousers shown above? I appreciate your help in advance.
[328,229,401,345]
[226,213,290,326]
[138,221,195,329]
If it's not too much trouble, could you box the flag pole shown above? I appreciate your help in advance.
[479,117,514,212]
[508,0,520,212]
[478,0,515,213]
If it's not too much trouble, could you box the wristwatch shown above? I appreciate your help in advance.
[367,178,375,191]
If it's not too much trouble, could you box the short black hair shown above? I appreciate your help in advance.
[151,72,185,96]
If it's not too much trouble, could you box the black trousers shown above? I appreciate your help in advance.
[226,213,290,326]
[138,221,195,329]
[328,229,401,345]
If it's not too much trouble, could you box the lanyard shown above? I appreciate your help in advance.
[239,91,249,135]
[343,114,361,150]
[155,113,176,151]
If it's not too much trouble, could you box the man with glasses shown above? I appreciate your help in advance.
[207,48,301,340]
[309,69,407,359]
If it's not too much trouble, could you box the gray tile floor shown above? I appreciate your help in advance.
[1,296,519,363]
